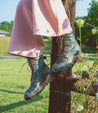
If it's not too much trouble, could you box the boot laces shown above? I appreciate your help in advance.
[56,31,73,43]
[19,57,39,72]
[56,36,64,43]
[19,61,29,72]
[56,35,71,52]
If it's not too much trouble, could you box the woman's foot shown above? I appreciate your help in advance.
[52,31,82,72]
[24,55,53,100]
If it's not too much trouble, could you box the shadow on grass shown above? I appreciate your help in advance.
[0,89,24,94]
[0,95,43,112]
[88,58,98,61]
[82,46,97,54]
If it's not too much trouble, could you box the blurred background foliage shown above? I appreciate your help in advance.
[75,0,98,47]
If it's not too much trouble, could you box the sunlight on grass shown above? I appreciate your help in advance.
[0,58,97,113]
[0,59,49,113]
[0,38,10,56]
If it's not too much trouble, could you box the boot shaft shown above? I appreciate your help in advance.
[62,31,79,56]
[27,55,46,73]
[27,57,39,73]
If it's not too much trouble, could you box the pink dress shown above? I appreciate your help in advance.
[8,0,72,58]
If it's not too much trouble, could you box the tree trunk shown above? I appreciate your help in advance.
[48,0,76,113]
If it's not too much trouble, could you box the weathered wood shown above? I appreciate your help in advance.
[55,78,98,96]
[48,1,76,113]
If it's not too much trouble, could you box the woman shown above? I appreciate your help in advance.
[8,0,81,100]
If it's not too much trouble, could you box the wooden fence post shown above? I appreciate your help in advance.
[48,0,76,113]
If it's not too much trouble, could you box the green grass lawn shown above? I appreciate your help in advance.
[0,58,98,113]
[0,59,50,113]
[82,45,97,53]
[0,38,10,56]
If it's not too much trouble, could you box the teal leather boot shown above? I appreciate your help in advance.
[52,31,82,72]
[24,55,53,100]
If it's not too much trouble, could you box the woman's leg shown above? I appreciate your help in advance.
[7,0,44,58]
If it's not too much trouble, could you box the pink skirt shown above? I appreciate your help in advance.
[8,0,72,58]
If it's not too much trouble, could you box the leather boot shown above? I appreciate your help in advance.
[24,55,53,100]
[52,31,82,72]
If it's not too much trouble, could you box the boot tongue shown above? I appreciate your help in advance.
[38,55,46,68]
[31,55,47,82]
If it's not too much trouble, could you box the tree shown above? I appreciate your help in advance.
[75,0,98,46]
[0,21,13,36]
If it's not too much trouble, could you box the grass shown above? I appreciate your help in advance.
[0,59,49,113]
[42,39,51,55]
[0,57,98,113]
[0,38,10,56]
[82,45,97,53]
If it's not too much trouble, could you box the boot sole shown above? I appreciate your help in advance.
[24,74,54,100]
[52,50,82,73]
